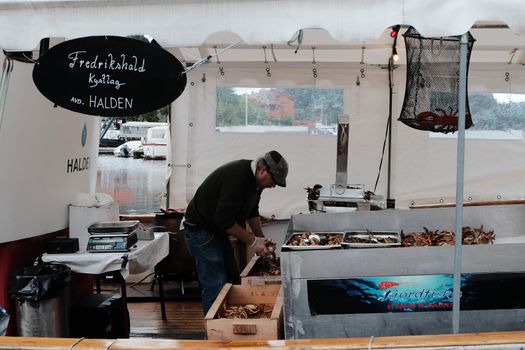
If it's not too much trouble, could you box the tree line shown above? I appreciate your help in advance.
[469,93,525,130]
[216,87,343,127]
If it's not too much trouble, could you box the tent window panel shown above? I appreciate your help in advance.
[216,86,343,135]
[429,92,525,140]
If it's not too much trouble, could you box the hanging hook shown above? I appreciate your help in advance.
[263,46,268,64]
[311,47,318,80]
[360,46,366,79]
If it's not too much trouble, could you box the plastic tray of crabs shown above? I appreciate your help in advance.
[342,230,401,248]
[282,231,344,250]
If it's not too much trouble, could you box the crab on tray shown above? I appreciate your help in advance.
[342,230,401,248]
[282,231,343,250]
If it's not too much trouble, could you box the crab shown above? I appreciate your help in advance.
[413,106,473,133]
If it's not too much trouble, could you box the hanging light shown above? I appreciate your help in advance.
[390,25,401,38]
[390,25,401,62]
[392,47,400,62]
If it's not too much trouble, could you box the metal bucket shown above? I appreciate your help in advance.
[16,287,69,337]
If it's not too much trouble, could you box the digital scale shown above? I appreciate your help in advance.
[311,184,368,213]
[87,231,138,252]
[87,220,139,252]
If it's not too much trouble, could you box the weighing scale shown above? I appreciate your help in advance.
[87,220,139,252]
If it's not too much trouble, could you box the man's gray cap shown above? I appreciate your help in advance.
[263,150,288,187]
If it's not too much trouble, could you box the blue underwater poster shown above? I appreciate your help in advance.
[307,273,525,315]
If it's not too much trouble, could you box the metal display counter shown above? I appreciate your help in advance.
[281,204,525,339]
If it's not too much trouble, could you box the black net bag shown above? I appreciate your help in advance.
[399,26,476,133]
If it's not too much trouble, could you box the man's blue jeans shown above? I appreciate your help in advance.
[184,227,240,315]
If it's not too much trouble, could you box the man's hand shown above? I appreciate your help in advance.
[250,236,270,257]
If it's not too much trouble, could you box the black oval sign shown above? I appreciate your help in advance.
[32,36,187,117]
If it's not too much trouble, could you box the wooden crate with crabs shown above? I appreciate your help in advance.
[204,283,283,340]
[240,255,281,285]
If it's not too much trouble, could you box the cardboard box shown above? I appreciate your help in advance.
[69,201,119,250]
[240,255,281,285]
[204,284,283,340]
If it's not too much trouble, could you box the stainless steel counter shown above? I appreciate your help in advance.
[281,204,525,339]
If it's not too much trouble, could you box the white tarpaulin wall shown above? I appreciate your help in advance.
[169,63,525,218]
[397,66,525,207]
[0,55,99,243]
[1,0,525,51]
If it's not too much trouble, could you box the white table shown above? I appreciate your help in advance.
[41,232,169,337]
[42,232,169,279]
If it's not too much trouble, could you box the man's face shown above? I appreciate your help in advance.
[256,167,276,189]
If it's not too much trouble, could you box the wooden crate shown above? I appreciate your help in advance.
[240,255,281,285]
[204,283,283,340]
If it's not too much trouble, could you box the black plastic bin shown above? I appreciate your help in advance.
[70,293,128,338]
[8,263,71,337]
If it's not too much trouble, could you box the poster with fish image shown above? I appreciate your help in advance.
[307,272,525,315]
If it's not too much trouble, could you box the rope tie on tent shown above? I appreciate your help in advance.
[214,46,221,64]
[263,46,271,77]
[0,56,14,133]
[270,44,278,62]
[508,48,518,65]
[182,40,242,75]
[68,337,85,349]
[287,29,303,53]
[103,339,117,350]
[357,46,366,86]
[214,46,225,76]
[367,335,375,349]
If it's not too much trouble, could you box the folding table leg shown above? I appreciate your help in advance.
[158,274,167,320]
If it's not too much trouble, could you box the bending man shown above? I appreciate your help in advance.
[183,150,289,315]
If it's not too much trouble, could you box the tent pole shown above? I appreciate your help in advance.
[387,57,393,201]
[165,103,172,209]
[452,33,468,334]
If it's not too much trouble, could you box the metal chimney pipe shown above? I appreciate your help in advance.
[335,114,349,185]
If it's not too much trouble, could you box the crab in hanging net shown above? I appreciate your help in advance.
[398,26,476,134]
[413,106,473,134]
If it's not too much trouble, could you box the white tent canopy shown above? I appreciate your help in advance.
[1,0,525,218]
[1,0,525,217]
[1,0,525,51]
